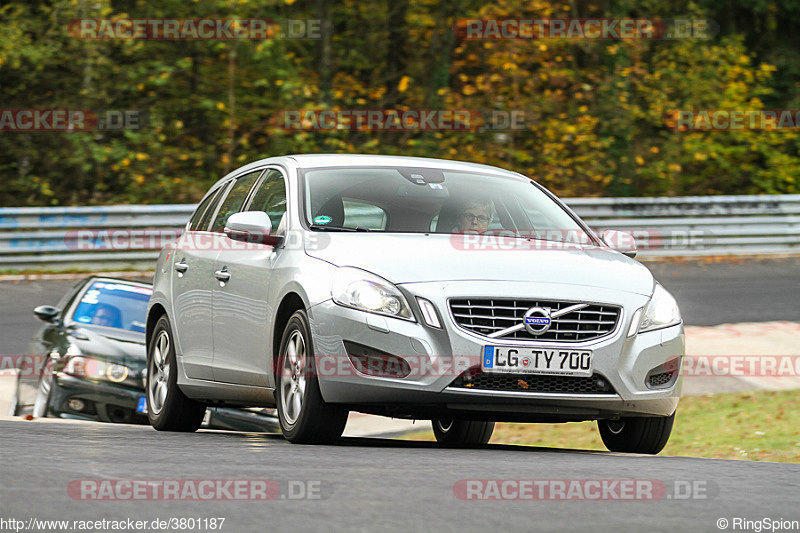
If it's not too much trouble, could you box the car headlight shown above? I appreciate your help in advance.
[62,356,131,384]
[638,283,681,333]
[105,363,129,383]
[331,267,414,321]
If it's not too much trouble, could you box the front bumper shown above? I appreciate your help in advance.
[309,281,684,421]
[49,374,147,424]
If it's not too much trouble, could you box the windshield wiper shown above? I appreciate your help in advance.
[309,224,371,232]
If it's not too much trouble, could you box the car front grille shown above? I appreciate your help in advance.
[449,298,621,342]
[449,371,616,395]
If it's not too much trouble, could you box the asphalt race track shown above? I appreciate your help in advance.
[645,257,800,326]
[1,419,798,533]
[1,258,799,532]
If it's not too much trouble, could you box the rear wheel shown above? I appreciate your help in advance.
[276,309,348,444]
[432,418,494,447]
[146,315,206,432]
[597,414,675,454]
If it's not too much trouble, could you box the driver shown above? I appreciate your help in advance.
[92,303,122,328]
[454,199,495,234]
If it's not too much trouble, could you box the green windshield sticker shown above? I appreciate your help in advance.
[313,215,332,225]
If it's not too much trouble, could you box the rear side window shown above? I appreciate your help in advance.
[188,188,222,231]
[210,170,262,233]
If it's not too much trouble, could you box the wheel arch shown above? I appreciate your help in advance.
[146,303,167,351]
[272,292,307,375]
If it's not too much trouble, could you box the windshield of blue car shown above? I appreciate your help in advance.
[301,166,591,243]
[71,281,152,333]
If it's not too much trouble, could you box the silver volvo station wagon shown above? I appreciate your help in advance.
[146,154,684,453]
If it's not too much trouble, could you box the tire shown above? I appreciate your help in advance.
[147,315,206,432]
[275,309,348,444]
[597,413,675,454]
[9,391,19,417]
[432,418,495,447]
[32,374,53,418]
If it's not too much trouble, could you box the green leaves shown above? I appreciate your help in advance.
[1,0,799,206]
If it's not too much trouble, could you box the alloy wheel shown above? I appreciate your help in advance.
[280,330,307,425]
[148,330,171,415]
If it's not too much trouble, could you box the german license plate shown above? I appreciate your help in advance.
[136,396,147,414]
[482,346,592,376]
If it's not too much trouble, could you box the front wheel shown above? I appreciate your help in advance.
[146,315,206,432]
[432,418,495,447]
[8,390,19,417]
[32,375,53,418]
[597,414,675,454]
[276,309,348,444]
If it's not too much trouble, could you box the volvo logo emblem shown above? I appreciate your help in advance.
[523,307,552,335]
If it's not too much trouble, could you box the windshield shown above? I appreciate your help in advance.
[72,281,152,333]
[301,166,590,242]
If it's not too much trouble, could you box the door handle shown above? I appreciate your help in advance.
[175,260,188,273]
[214,268,231,282]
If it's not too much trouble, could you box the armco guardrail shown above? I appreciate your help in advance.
[0,195,798,270]
[569,195,800,257]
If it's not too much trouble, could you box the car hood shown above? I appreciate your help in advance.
[306,233,654,296]
[67,325,146,367]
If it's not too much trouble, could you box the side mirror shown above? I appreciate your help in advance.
[602,229,637,258]
[34,305,62,324]
[224,211,284,247]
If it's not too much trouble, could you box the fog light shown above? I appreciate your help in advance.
[343,341,412,378]
[67,398,85,412]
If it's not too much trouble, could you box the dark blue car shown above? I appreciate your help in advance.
[11,276,279,432]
